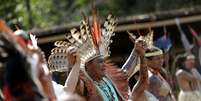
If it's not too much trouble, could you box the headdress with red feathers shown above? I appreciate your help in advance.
[0,20,55,100]
[48,11,116,72]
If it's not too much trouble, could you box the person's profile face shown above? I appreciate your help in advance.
[85,57,105,79]
[185,58,195,69]
[147,55,164,70]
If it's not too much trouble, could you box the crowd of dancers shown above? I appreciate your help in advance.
[0,11,201,101]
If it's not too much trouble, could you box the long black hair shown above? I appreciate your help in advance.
[0,35,43,101]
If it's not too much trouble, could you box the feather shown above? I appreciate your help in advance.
[48,46,70,72]
[80,20,88,41]
[91,9,101,49]
[71,28,83,44]
[99,14,116,57]
[29,34,38,49]
[54,41,70,47]
[0,20,13,37]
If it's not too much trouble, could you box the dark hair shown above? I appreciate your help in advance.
[85,55,102,66]
[146,56,154,60]
[5,50,43,100]
[176,55,187,70]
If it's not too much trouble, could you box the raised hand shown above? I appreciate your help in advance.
[127,32,147,57]
[131,39,149,101]
[134,39,147,57]
[67,46,77,67]
[64,46,81,93]
[128,31,136,44]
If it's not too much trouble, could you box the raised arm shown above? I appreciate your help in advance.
[132,57,148,100]
[121,48,140,78]
[131,39,148,100]
[63,47,81,93]
[121,33,140,78]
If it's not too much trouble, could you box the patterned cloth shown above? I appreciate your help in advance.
[95,77,119,101]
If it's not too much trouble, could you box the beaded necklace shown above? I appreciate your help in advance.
[95,77,119,101]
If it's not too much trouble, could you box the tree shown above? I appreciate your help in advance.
[1,0,201,30]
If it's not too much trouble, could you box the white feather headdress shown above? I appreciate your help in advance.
[48,14,116,72]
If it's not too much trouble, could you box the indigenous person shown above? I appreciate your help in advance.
[146,45,176,101]
[176,54,201,101]
[50,46,84,100]
[48,11,154,100]
[0,20,84,101]
[14,29,84,100]
[48,13,129,101]
[0,20,56,100]
[122,32,158,101]
[153,31,173,86]
[48,9,167,100]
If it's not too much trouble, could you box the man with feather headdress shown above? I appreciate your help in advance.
[48,10,152,100]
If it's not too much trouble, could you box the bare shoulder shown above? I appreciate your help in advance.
[176,69,193,80]
[176,69,191,77]
[176,69,185,76]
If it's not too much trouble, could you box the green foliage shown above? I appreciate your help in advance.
[0,0,20,25]
[1,0,201,30]
[30,0,57,28]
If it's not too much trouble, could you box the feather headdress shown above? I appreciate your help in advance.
[48,13,116,72]
[0,20,49,100]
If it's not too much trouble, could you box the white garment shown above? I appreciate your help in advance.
[178,90,201,101]
[52,81,86,101]
[52,81,65,96]
[52,81,69,101]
